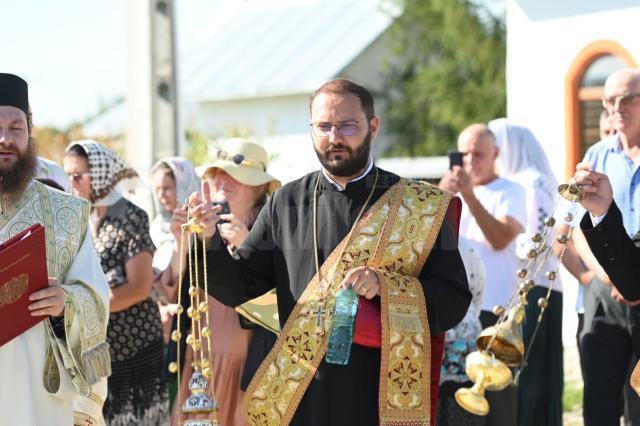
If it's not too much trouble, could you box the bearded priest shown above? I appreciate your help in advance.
[186,78,471,426]
[0,73,111,425]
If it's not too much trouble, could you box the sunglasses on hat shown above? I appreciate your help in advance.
[216,150,266,171]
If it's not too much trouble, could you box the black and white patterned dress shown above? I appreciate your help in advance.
[93,198,168,425]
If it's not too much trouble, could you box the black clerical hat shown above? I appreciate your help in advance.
[0,73,28,117]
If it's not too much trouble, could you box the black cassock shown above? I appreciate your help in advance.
[203,166,471,426]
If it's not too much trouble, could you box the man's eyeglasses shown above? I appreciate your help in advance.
[67,172,90,182]
[602,93,640,109]
[310,121,360,137]
[216,150,266,171]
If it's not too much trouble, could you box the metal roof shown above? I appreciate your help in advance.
[180,0,394,102]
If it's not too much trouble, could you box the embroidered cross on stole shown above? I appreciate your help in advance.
[244,179,452,426]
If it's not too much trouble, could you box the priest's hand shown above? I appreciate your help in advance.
[573,162,613,217]
[340,266,380,299]
[188,181,224,239]
[29,277,65,317]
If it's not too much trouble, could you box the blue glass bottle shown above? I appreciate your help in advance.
[326,287,359,365]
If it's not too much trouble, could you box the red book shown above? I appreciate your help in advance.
[0,224,49,347]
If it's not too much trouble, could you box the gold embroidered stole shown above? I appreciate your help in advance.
[244,179,452,426]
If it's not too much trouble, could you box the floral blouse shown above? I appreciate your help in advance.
[92,198,163,362]
[440,237,485,384]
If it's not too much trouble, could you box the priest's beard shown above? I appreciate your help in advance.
[0,139,37,199]
[315,129,371,177]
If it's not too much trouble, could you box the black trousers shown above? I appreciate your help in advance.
[576,312,584,379]
[479,310,518,426]
[517,287,563,426]
[581,279,640,426]
[437,381,486,426]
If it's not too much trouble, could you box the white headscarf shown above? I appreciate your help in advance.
[488,118,558,200]
[151,157,199,222]
[149,157,199,271]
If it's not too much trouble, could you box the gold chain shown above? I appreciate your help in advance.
[312,167,379,289]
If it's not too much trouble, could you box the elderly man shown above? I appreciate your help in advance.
[573,68,640,426]
[440,123,526,426]
[186,78,471,426]
[0,73,110,425]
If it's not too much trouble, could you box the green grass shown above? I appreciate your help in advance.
[562,346,584,424]
[563,377,583,412]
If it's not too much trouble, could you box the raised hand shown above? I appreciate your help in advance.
[573,162,613,217]
[187,181,224,239]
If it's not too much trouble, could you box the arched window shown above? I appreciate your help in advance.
[579,54,626,153]
[565,40,637,179]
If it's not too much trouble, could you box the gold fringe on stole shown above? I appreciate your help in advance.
[64,283,112,385]
[81,341,112,385]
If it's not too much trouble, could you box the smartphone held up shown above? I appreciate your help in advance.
[448,151,464,170]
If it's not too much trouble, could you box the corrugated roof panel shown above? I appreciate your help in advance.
[181,0,393,101]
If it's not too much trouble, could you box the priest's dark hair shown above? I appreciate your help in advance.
[310,78,375,119]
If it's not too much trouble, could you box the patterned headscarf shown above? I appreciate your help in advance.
[65,140,140,206]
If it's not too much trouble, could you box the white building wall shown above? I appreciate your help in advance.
[190,94,311,138]
[507,0,640,347]
[506,0,640,182]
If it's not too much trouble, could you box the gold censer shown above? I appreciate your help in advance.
[455,181,583,415]
[168,213,221,425]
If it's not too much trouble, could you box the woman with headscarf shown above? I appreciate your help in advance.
[170,139,280,426]
[63,140,168,425]
[488,119,562,426]
[149,158,199,343]
[437,237,485,426]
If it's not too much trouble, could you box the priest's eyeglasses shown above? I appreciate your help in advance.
[67,172,91,182]
[216,150,266,171]
[602,93,640,109]
[310,121,359,137]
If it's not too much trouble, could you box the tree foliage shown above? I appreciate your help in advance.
[381,0,506,156]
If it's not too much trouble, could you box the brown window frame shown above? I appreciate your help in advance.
[565,40,637,180]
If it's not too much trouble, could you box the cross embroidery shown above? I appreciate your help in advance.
[312,301,328,336]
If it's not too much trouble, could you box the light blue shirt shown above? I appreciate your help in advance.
[583,134,640,236]
[576,134,640,312]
